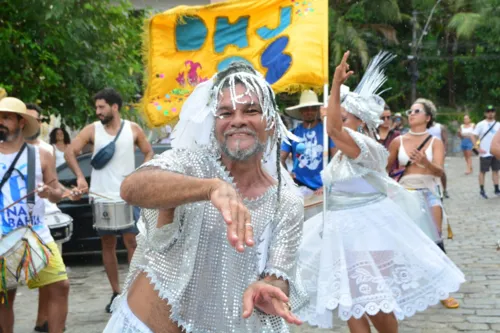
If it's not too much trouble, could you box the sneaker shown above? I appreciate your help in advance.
[480,190,488,199]
[495,189,500,196]
[105,292,119,313]
[443,190,450,199]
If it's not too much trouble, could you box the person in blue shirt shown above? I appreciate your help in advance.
[280,90,336,194]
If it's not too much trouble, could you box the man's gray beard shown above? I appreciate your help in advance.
[220,139,265,161]
[26,129,41,141]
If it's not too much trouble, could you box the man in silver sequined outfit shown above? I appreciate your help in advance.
[103,63,307,333]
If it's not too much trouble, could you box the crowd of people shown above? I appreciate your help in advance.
[0,51,498,333]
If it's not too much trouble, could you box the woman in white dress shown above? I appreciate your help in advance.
[297,51,465,332]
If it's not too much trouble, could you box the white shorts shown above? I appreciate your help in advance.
[103,297,153,333]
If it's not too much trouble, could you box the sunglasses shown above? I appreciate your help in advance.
[486,109,496,113]
[406,109,425,116]
[380,116,391,120]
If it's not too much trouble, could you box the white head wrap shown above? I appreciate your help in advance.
[170,63,300,196]
[340,51,396,137]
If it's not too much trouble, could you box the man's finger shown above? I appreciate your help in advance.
[244,210,254,247]
[270,298,302,325]
[342,50,350,64]
[262,284,289,303]
[229,199,239,246]
[236,203,246,252]
[242,288,255,318]
[219,200,232,224]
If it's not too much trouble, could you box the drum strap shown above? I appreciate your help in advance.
[26,144,36,206]
[0,143,27,192]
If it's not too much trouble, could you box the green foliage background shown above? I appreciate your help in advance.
[0,0,143,128]
[1,0,499,129]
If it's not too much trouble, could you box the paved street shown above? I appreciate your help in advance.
[14,156,500,332]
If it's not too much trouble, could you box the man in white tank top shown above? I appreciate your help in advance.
[428,122,450,198]
[0,97,73,333]
[64,88,153,313]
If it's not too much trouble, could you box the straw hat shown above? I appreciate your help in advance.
[0,97,39,138]
[284,90,322,120]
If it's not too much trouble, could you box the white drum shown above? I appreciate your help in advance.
[0,226,51,291]
[304,194,323,220]
[92,200,134,231]
[45,212,73,244]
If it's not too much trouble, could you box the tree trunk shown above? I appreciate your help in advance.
[446,32,457,107]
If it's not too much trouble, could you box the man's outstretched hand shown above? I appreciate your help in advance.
[242,281,302,325]
[209,179,254,252]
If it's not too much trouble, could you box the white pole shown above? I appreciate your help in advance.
[322,83,328,223]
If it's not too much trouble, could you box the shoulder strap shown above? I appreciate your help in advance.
[0,143,27,191]
[480,121,497,141]
[112,120,125,143]
[397,135,432,182]
[26,144,36,205]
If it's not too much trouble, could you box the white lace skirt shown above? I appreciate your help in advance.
[297,196,465,328]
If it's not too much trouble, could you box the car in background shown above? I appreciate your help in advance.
[57,144,170,255]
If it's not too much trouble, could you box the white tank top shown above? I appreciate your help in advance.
[90,120,135,201]
[35,140,62,216]
[53,145,66,168]
[0,145,52,243]
[461,124,475,137]
[427,124,442,140]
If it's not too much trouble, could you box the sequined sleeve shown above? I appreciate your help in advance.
[137,148,190,175]
[134,148,203,252]
[263,191,308,312]
[322,128,389,185]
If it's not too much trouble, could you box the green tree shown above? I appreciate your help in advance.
[328,0,402,73]
[0,0,144,128]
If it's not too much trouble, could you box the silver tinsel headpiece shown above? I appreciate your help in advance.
[208,71,297,154]
[341,51,396,136]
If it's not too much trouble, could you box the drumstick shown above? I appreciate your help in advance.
[0,179,57,213]
[68,186,114,201]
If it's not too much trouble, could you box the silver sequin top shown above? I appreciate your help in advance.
[116,147,307,333]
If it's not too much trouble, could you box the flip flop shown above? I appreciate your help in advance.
[441,297,460,309]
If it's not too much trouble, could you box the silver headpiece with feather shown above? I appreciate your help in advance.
[340,51,396,137]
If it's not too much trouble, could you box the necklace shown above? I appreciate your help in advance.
[409,130,428,136]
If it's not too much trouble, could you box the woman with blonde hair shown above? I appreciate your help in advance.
[387,98,460,309]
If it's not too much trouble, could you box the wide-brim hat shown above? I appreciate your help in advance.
[0,97,39,138]
[284,90,323,120]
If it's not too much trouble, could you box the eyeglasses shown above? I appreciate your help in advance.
[406,109,424,116]
[380,116,391,120]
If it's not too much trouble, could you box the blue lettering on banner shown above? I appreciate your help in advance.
[256,7,292,40]
[172,8,294,86]
[175,16,208,51]
[261,36,291,84]
[214,16,249,53]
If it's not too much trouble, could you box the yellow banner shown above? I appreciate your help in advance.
[142,0,328,127]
